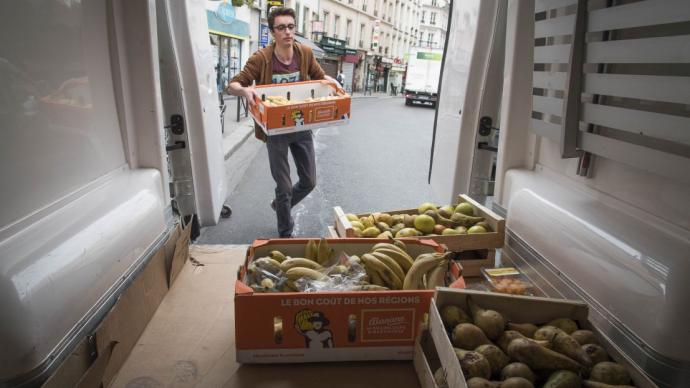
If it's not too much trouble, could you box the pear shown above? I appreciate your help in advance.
[571,330,599,346]
[582,344,610,365]
[452,323,492,350]
[507,338,583,372]
[501,362,536,383]
[468,296,506,340]
[589,362,631,385]
[418,202,438,214]
[454,348,492,380]
[546,318,579,334]
[438,205,455,219]
[440,305,472,328]
[497,331,551,354]
[507,322,539,338]
[535,326,592,366]
[467,378,498,388]
[475,344,510,377]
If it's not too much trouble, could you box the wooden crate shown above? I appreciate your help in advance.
[450,249,495,278]
[422,289,657,388]
[333,194,505,251]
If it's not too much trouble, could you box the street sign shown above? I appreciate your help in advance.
[260,23,270,47]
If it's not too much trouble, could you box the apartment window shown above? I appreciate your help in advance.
[334,15,340,39]
[431,0,438,6]
[359,23,365,48]
[348,0,354,3]
[426,32,433,47]
[421,10,425,23]
[302,7,309,34]
[323,11,329,35]
[295,2,301,32]
[346,19,352,45]
[430,12,436,25]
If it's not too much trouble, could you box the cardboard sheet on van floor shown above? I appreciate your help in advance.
[109,245,422,388]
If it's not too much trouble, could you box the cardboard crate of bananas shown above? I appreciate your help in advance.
[415,289,656,388]
[333,194,505,252]
[249,80,351,136]
[234,238,465,363]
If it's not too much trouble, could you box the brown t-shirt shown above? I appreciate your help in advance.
[271,50,301,84]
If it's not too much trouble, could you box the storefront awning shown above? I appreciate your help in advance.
[294,35,326,59]
[206,10,249,39]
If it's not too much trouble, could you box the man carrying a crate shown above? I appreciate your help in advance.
[227,7,338,238]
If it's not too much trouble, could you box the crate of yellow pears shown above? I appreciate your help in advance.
[332,194,505,252]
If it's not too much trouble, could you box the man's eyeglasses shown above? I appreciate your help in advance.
[274,24,296,32]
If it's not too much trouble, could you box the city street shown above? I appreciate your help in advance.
[197,96,438,243]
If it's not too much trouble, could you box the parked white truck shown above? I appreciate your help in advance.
[404,47,443,106]
[1,0,688,387]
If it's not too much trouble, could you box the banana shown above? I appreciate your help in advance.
[450,213,485,227]
[371,242,407,254]
[393,239,408,251]
[361,253,403,290]
[282,279,299,292]
[305,240,318,261]
[403,253,450,290]
[269,250,286,263]
[424,261,448,290]
[253,257,282,274]
[370,251,406,282]
[351,285,390,291]
[280,257,324,272]
[286,267,326,281]
[261,278,276,289]
[317,238,335,265]
[373,248,414,273]
[362,261,384,286]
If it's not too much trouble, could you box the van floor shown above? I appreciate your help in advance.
[110,244,421,388]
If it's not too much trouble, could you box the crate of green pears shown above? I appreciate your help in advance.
[333,194,505,251]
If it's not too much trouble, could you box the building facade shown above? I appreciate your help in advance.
[206,0,432,94]
[206,0,258,95]
[418,0,448,49]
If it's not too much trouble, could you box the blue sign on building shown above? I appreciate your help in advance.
[215,2,236,24]
[260,23,270,47]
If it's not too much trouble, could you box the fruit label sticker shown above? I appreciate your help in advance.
[314,106,335,121]
[360,308,415,342]
[484,267,520,277]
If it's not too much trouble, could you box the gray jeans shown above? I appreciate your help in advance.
[266,130,316,237]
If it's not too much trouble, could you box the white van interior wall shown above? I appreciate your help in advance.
[535,137,690,231]
[110,0,169,199]
[0,0,127,229]
[494,0,538,207]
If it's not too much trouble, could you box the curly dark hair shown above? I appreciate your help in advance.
[268,7,296,31]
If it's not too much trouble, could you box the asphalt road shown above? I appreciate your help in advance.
[197,96,437,244]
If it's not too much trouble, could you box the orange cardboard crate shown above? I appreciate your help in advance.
[249,80,351,136]
[235,238,464,363]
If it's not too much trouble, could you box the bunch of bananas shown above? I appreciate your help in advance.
[246,238,451,292]
[357,240,451,291]
[247,238,338,292]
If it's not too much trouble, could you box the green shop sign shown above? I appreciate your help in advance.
[416,51,442,60]
[320,36,346,48]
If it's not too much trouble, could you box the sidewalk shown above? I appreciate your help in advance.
[221,92,401,160]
